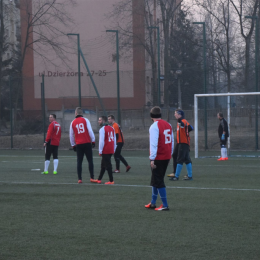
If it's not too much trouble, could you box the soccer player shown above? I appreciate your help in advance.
[145,106,174,211]
[69,107,97,184]
[108,115,131,173]
[169,109,193,181]
[42,114,61,175]
[97,116,116,184]
[217,112,229,161]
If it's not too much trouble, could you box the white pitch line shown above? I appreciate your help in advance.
[0,181,260,192]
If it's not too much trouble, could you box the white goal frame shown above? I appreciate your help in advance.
[194,92,260,158]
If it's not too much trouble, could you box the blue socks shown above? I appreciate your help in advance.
[158,187,168,207]
[175,164,183,178]
[151,186,158,204]
[151,187,168,207]
[186,163,192,178]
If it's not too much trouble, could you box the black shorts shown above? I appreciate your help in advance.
[45,143,58,160]
[220,138,228,147]
[150,160,170,188]
[176,143,191,165]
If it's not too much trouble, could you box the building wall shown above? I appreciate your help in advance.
[21,0,146,112]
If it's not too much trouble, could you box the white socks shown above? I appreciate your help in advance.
[221,148,228,158]
[53,159,59,172]
[44,160,50,172]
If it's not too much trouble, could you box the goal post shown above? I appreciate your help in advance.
[194,92,260,158]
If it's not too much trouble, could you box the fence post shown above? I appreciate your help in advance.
[9,76,13,149]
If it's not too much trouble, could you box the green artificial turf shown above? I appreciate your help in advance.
[0,149,260,260]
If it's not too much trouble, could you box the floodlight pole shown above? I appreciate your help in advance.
[193,22,208,150]
[106,30,121,125]
[41,74,46,142]
[148,26,161,107]
[245,16,259,150]
[67,33,81,107]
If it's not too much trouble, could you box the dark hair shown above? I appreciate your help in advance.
[50,114,56,119]
[108,115,115,120]
[175,109,185,118]
[218,112,224,118]
[100,116,107,122]
[150,106,161,118]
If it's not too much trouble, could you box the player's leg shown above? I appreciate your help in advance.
[42,143,51,174]
[183,145,193,180]
[84,143,95,180]
[169,144,184,180]
[168,144,178,177]
[52,145,59,174]
[145,162,159,209]
[156,160,169,210]
[105,154,114,184]
[76,144,84,182]
[97,154,106,183]
[223,138,228,159]
[113,145,121,172]
[218,139,227,161]
[117,143,131,172]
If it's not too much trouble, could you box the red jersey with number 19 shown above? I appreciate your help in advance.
[70,116,95,146]
[99,125,116,154]
[45,121,61,146]
[149,119,174,160]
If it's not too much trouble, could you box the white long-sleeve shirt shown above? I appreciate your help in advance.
[149,119,174,160]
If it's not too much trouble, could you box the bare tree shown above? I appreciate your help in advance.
[195,0,236,94]
[108,0,182,107]
[9,0,76,118]
[229,0,259,91]
[159,0,183,106]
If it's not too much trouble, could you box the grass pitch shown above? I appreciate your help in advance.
[0,149,260,260]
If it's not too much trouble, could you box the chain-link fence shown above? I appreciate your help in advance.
[1,62,260,154]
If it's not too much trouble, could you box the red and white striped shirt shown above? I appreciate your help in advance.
[99,125,116,154]
[70,116,95,146]
[45,121,61,146]
[149,119,174,160]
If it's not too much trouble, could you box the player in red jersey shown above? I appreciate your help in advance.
[97,116,116,185]
[69,107,97,183]
[108,115,131,173]
[145,106,174,211]
[42,114,61,175]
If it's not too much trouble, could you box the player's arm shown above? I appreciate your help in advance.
[178,118,185,127]
[113,124,119,143]
[149,123,159,161]
[85,118,95,144]
[223,120,228,134]
[44,123,53,145]
[99,127,105,154]
[188,124,193,132]
[113,129,117,153]
[69,122,76,147]
[171,130,174,155]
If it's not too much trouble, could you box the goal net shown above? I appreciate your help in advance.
[194,92,260,158]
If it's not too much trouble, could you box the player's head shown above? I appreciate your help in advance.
[49,114,56,122]
[75,107,83,117]
[108,115,115,124]
[98,116,107,126]
[174,109,184,119]
[150,106,161,120]
[217,112,223,120]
